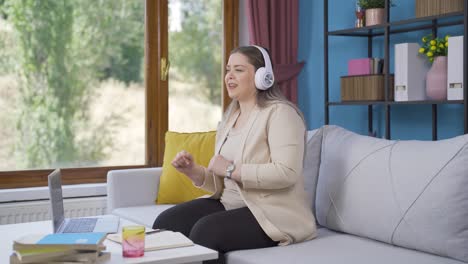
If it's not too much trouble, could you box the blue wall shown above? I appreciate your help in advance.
[297,0,464,140]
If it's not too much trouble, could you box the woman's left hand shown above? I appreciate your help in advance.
[207,154,232,177]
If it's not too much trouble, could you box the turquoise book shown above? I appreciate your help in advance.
[38,233,106,245]
[13,233,107,251]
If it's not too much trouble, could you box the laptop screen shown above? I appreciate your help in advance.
[48,169,65,233]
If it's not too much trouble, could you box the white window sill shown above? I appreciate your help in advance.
[0,183,107,203]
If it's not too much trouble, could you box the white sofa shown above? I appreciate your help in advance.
[107,126,468,264]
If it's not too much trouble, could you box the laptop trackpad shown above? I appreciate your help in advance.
[93,216,120,233]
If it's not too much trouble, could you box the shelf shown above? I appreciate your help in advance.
[328,11,464,37]
[328,25,385,37]
[390,11,464,34]
[324,0,468,138]
[328,100,464,106]
[329,101,386,105]
[390,100,464,105]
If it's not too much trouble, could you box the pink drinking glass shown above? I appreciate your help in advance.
[122,225,145,257]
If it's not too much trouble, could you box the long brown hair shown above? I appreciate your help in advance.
[221,46,306,127]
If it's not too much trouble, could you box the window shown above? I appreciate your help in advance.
[0,0,238,189]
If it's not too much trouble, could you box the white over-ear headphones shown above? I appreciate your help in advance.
[253,45,275,90]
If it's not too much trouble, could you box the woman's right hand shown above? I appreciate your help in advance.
[171,150,204,185]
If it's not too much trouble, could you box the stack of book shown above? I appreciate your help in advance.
[10,232,110,264]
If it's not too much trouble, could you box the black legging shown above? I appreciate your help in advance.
[153,198,277,264]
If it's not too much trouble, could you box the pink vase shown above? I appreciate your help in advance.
[426,56,447,100]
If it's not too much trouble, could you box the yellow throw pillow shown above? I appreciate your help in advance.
[156,131,215,204]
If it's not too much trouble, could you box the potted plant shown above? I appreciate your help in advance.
[418,34,450,100]
[358,0,393,26]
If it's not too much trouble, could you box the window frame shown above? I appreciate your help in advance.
[0,0,238,189]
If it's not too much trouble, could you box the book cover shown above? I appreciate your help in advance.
[14,247,76,263]
[11,250,103,264]
[348,58,372,76]
[371,58,383,74]
[107,230,194,251]
[13,233,107,251]
[49,251,99,263]
[37,233,106,245]
[10,251,110,264]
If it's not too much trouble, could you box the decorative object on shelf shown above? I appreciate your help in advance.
[348,58,383,76]
[394,43,430,101]
[365,8,384,26]
[355,1,365,28]
[415,0,464,18]
[447,36,464,100]
[348,58,372,75]
[419,34,449,100]
[358,0,394,26]
[426,56,448,100]
[341,74,394,101]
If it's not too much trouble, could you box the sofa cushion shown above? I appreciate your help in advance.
[315,125,468,262]
[303,128,323,215]
[112,205,175,227]
[156,131,215,204]
[226,228,464,264]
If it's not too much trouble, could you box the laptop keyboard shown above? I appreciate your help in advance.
[63,218,98,233]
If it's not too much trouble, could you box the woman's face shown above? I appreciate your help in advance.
[225,52,257,102]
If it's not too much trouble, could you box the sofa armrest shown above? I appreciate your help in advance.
[107,167,162,213]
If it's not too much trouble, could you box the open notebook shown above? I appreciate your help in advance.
[107,231,194,251]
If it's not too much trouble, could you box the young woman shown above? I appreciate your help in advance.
[153,46,316,264]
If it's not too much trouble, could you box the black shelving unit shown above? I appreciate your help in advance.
[324,0,468,140]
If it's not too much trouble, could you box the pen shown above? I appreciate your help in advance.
[145,229,166,235]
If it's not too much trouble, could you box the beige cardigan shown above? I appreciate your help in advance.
[198,102,317,246]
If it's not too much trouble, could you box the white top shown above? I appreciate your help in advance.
[219,126,247,210]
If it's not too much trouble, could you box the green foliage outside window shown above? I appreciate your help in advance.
[0,0,143,169]
[169,0,222,105]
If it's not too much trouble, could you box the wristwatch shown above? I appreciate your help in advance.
[226,163,235,179]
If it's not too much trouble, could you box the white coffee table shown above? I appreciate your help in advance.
[0,217,218,264]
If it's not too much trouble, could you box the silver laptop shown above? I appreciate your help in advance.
[48,169,119,233]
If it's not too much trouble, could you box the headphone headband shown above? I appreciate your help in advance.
[252,45,273,74]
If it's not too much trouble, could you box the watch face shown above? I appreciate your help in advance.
[227,164,235,172]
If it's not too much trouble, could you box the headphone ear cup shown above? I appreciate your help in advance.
[264,72,274,88]
[255,67,267,90]
[255,67,274,90]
